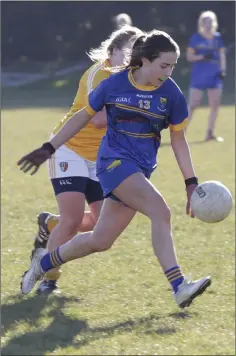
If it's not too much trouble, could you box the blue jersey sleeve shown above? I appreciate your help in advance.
[188,34,198,49]
[85,78,109,116]
[169,90,188,131]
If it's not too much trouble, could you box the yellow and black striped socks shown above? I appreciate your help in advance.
[47,215,60,233]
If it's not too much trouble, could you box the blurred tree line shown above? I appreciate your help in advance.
[2,1,235,66]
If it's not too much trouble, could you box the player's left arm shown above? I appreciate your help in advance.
[218,34,227,77]
[169,91,198,216]
[170,129,196,180]
[219,48,226,77]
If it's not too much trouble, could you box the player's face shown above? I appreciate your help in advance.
[111,40,133,66]
[202,17,213,32]
[142,52,178,86]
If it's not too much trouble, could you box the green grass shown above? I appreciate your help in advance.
[1,96,235,355]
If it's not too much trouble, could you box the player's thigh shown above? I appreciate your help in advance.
[113,172,170,220]
[48,145,90,224]
[207,88,222,108]
[91,197,136,249]
[188,88,203,107]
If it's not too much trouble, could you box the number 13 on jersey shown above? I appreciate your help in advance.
[138,100,150,109]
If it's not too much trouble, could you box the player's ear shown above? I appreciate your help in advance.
[142,57,151,66]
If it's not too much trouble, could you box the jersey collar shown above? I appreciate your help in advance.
[128,67,159,91]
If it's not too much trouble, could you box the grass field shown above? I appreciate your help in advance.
[1,87,235,355]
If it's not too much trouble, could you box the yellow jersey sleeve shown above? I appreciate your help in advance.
[75,62,110,110]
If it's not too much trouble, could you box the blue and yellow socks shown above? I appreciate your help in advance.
[40,247,64,272]
[165,266,184,293]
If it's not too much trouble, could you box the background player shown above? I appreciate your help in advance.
[186,11,226,141]
[113,13,133,29]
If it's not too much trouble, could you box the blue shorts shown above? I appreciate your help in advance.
[97,159,152,199]
[190,77,222,90]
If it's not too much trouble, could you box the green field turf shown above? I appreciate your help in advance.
[1,90,235,355]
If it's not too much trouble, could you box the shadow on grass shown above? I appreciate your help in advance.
[1,293,199,355]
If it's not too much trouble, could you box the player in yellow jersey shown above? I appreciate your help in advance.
[31,25,143,295]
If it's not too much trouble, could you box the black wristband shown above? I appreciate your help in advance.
[185,177,198,187]
[42,142,55,155]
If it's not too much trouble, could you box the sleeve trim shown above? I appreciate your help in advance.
[85,104,96,116]
[169,118,188,131]
[87,63,102,93]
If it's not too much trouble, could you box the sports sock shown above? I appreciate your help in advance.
[47,215,60,233]
[44,269,62,281]
[40,247,64,272]
[165,266,184,293]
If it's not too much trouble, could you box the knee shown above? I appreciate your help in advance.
[189,102,199,111]
[149,203,171,224]
[209,103,220,112]
[160,205,171,223]
[91,236,114,252]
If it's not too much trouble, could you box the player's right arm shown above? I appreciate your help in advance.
[50,108,93,150]
[186,34,204,62]
[17,78,109,175]
[51,77,109,149]
[91,107,107,128]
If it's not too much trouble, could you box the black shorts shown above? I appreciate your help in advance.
[51,177,104,204]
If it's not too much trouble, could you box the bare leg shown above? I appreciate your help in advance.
[59,199,136,261]
[186,88,203,130]
[22,173,211,305]
[113,173,177,272]
[205,88,223,141]
[47,192,86,251]
[79,200,103,232]
[57,173,178,273]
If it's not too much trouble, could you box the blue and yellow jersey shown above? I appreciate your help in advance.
[85,68,188,174]
[188,32,224,79]
[53,60,111,161]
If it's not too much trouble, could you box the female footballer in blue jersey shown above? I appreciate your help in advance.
[18,30,211,308]
[186,11,226,141]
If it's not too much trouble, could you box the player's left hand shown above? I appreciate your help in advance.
[186,184,198,218]
[17,142,55,175]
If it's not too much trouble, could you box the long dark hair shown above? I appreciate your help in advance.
[127,30,180,68]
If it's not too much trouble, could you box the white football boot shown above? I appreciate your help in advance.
[174,275,212,308]
[21,248,47,295]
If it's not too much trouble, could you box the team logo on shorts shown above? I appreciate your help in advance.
[106,160,122,172]
[59,162,68,172]
[158,97,167,112]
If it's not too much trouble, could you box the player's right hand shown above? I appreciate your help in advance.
[17,142,55,175]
